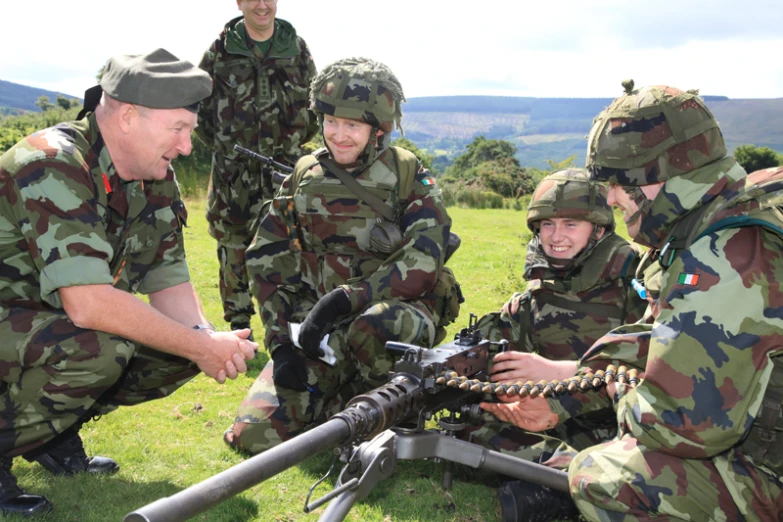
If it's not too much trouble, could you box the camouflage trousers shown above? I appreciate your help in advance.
[464,413,616,470]
[207,166,269,324]
[226,299,437,455]
[0,309,199,457]
[569,434,783,521]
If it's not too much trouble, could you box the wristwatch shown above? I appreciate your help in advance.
[192,323,215,332]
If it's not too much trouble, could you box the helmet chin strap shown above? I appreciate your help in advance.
[621,186,650,230]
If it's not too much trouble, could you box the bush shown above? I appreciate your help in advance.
[442,184,505,209]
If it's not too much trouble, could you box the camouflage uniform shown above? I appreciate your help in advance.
[196,16,318,326]
[470,170,646,468]
[225,58,455,454]
[0,114,198,457]
[555,83,783,521]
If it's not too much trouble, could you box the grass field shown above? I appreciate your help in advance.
[8,201,630,522]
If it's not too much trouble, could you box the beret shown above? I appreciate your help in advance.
[94,48,211,113]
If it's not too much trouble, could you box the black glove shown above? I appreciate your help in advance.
[271,343,308,392]
[298,288,352,359]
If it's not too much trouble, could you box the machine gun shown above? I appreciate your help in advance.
[233,145,293,192]
[124,315,634,522]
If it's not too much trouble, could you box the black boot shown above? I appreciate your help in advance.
[0,456,52,517]
[497,480,579,522]
[25,429,119,477]
[230,320,254,342]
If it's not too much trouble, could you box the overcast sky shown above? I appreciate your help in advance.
[3,0,782,100]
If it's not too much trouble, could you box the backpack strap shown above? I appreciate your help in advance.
[390,146,419,221]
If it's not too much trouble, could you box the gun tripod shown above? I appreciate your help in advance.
[305,413,569,522]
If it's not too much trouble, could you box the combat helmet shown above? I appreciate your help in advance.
[527,168,614,232]
[587,80,727,186]
[310,57,405,168]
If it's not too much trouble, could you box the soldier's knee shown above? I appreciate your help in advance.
[62,329,136,384]
[226,420,290,455]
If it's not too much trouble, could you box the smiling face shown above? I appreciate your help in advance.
[122,106,197,181]
[538,218,601,260]
[238,0,277,40]
[322,115,376,166]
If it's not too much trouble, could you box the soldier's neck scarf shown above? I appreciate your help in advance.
[633,157,745,249]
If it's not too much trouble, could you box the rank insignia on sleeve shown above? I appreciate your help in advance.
[677,273,700,286]
[421,177,436,186]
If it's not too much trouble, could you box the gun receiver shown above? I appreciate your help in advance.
[233,145,293,189]
[124,317,572,522]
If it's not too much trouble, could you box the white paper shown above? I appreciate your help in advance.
[289,323,337,366]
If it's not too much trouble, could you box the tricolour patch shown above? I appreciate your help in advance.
[421,177,436,186]
[677,273,700,286]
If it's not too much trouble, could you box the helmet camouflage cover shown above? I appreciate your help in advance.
[527,168,614,231]
[310,57,405,133]
[587,80,727,186]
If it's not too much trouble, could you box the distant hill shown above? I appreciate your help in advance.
[0,79,81,113]
[400,95,783,170]
[2,78,780,170]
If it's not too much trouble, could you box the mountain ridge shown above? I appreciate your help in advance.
[2,80,781,169]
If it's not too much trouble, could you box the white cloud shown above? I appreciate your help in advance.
[1,0,781,99]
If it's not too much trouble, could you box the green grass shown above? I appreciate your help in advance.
[8,202,630,522]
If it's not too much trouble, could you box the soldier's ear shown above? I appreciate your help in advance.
[375,129,385,138]
[117,103,135,134]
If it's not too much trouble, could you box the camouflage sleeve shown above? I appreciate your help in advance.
[194,45,217,147]
[3,147,114,307]
[548,323,651,425]
[136,179,190,294]
[476,291,534,352]
[299,38,319,145]
[616,227,783,458]
[342,168,451,313]
[247,181,303,352]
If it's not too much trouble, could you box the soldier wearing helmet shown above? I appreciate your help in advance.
[484,81,783,522]
[472,169,646,521]
[223,57,458,454]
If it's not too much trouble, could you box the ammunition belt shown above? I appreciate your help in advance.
[434,364,640,398]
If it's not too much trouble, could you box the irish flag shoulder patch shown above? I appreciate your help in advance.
[420,177,436,186]
[677,273,700,286]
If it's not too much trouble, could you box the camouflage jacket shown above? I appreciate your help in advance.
[552,161,783,470]
[196,16,318,181]
[0,113,189,313]
[247,147,452,353]
[510,232,645,360]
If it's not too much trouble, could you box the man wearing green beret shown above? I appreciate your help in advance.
[196,0,318,340]
[0,48,257,516]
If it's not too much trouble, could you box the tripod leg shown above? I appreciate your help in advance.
[318,431,398,522]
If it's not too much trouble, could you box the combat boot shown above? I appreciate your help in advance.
[25,429,119,477]
[230,320,255,342]
[0,456,52,517]
[497,480,579,522]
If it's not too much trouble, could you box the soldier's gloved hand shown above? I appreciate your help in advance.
[298,288,352,359]
[271,343,308,392]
